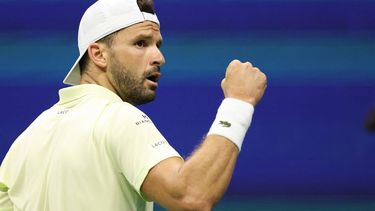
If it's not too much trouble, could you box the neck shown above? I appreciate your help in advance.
[80,69,120,99]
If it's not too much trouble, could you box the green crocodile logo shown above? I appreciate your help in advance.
[0,183,9,192]
[219,121,231,128]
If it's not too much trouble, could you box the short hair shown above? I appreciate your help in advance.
[136,0,155,14]
[79,0,156,73]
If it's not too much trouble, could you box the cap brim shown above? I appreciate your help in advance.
[63,51,86,85]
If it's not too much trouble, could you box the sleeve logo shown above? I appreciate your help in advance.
[152,140,167,148]
[135,114,152,125]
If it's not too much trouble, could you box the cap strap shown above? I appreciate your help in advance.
[142,12,159,25]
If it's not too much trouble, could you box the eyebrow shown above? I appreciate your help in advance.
[133,33,163,46]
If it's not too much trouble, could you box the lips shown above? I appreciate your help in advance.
[146,71,161,83]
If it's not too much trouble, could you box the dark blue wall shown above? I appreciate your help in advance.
[1,0,374,196]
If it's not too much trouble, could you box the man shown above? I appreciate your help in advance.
[0,0,267,210]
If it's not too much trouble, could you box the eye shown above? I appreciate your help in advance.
[135,40,147,48]
[156,40,163,49]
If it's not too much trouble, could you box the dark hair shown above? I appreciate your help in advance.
[79,0,156,73]
[137,0,155,14]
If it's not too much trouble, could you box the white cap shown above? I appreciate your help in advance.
[63,0,160,85]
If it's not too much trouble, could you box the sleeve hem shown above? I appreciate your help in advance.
[134,154,182,202]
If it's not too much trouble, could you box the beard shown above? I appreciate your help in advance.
[109,56,158,105]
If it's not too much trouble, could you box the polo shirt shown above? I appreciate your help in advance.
[0,84,181,211]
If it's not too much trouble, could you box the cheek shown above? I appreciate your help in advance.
[122,48,145,63]
[115,48,149,77]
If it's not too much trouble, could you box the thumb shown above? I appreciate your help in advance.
[221,78,226,89]
[221,78,227,97]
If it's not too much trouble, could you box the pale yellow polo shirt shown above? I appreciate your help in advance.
[0,84,181,211]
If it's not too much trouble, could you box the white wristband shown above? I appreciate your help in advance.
[207,98,254,151]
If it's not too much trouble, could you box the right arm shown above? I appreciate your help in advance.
[141,60,267,210]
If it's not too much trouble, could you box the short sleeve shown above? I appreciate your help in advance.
[99,103,181,197]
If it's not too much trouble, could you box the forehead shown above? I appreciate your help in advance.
[118,21,161,38]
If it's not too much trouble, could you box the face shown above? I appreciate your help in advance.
[106,21,165,105]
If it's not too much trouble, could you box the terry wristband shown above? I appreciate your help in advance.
[207,98,254,151]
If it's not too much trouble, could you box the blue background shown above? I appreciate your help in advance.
[1,0,375,208]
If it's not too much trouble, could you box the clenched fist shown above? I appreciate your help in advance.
[221,60,267,106]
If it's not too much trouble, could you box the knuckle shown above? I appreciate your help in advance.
[245,62,253,68]
[262,74,268,83]
[261,72,267,79]
[221,78,226,86]
[254,67,264,76]
[230,59,241,66]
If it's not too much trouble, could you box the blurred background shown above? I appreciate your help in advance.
[1,0,374,210]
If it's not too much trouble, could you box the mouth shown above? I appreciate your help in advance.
[146,71,161,84]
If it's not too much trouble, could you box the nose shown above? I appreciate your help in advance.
[150,46,165,67]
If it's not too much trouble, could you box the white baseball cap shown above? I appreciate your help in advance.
[63,0,160,85]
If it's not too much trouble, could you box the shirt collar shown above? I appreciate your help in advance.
[57,84,122,105]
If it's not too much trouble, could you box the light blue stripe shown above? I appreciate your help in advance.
[0,32,374,85]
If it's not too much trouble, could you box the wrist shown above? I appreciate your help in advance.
[207,98,254,151]
[224,94,257,107]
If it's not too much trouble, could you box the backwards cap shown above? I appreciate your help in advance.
[63,0,159,85]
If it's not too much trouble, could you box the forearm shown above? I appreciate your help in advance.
[143,100,253,210]
[171,99,254,207]
[149,135,239,211]
[177,134,239,206]
[142,134,239,210]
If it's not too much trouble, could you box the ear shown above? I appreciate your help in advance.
[87,43,109,70]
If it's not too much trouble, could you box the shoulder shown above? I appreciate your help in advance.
[94,101,156,141]
[102,101,152,125]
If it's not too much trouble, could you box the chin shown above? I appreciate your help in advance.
[132,93,156,105]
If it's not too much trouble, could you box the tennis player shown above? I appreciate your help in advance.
[0,0,267,210]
